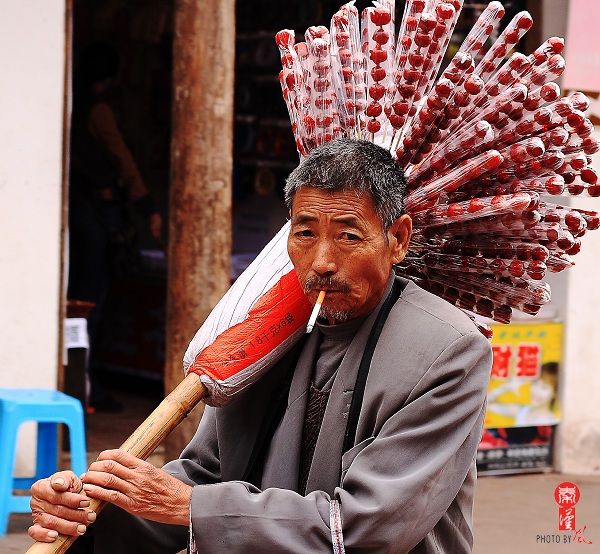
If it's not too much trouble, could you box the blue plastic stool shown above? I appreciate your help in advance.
[0,389,87,536]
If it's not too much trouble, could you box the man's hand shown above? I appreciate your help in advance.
[29,471,96,542]
[80,449,192,526]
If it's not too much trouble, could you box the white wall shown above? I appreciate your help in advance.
[0,1,66,471]
[558,129,600,474]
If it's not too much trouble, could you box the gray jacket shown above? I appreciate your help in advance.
[84,277,493,553]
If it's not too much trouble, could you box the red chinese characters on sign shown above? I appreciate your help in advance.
[491,345,512,378]
[490,343,542,379]
[555,482,581,531]
[515,343,542,377]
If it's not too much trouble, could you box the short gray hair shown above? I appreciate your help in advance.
[284,139,407,231]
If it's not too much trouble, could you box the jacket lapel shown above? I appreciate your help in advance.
[260,329,321,491]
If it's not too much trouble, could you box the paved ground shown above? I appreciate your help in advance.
[3,383,599,553]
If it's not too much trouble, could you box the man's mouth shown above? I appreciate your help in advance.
[303,276,351,295]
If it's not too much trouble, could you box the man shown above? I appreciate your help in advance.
[30,139,492,553]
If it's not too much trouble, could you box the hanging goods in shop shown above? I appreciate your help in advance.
[27,3,600,552]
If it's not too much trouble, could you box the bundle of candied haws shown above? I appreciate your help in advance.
[275,0,600,327]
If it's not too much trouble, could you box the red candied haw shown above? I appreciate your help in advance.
[588,185,600,197]
[583,136,600,155]
[295,42,309,60]
[315,96,333,109]
[420,142,433,154]
[474,257,488,272]
[459,293,476,310]
[405,69,421,83]
[509,259,525,277]
[366,101,383,118]
[527,260,546,280]
[370,46,388,64]
[530,159,543,172]
[469,198,486,213]
[373,29,390,45]
[408,53,425,67]
[517,13,533,30]
[567,183,584,196]
[487,83,500,97]
[314,78,331,92]
[436,3,455,20]
[542,176,563,195]
[505,29,521,44]
[565,211,584,232]
[446,105,461,119]
[393,101,410,115]
[285,72,295,89]
[565,241,581,255]
[275,30,295,47]
[389,114,405,129]
[490,259,507,276]
[418,13,437,32]
[338,48,352,63]
[414,33,431,48]
[313,60,331,76]
[367,119,381,133]
[401,34,412,49]
[453,91,470,107]
[370,6,391,27]
[316,114,333,128]
[345,83,354,97]
[581,167,598,184]
[280,53,294,68]
[464,75,483,95]
[429,128,442,142]
[335,31,350,47]
[549,36,565,53]
[476,297,495,317]
[447,203,466,217]
[342,66,354,81]
[497,170,511,184]
[369,83,386,100]
[371,66,387,82]
[302,114,315,128]
[540,82,560,101]
[557,234,574,250]
[427,95,444,110]
[515,118,535,135]
[497,69,513,86]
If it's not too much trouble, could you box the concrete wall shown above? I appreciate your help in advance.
[0,1,66,471]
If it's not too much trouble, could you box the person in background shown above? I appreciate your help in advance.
[68,41,163,412]
[31,139,492,553]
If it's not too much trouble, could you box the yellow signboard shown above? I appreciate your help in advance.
[484,322,562,429]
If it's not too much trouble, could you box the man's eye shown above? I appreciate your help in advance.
[295,229,314,238]
[342,232,361,241]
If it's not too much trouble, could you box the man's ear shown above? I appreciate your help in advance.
[388,214,413,265]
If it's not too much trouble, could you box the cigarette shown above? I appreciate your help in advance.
[306,290,326,333]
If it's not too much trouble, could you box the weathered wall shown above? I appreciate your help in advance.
[0,1,65,472]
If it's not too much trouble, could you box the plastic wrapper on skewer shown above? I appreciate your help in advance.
[304,26,336,146]
[418,250,547,280]
[361,4,395,138]
[398,54,473,165]
[404,266,551,322]
[474,11,533,82]
[411,191,539,231]
[405,150,504,213]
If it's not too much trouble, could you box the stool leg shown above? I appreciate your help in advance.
[0,422,18,536]
[36,421,59,480]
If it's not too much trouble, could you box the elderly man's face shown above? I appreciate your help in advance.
[288,187,412,323]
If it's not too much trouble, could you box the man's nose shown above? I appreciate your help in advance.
[311,239,338,275]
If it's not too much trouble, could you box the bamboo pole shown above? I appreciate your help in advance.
[25,373,207,554]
